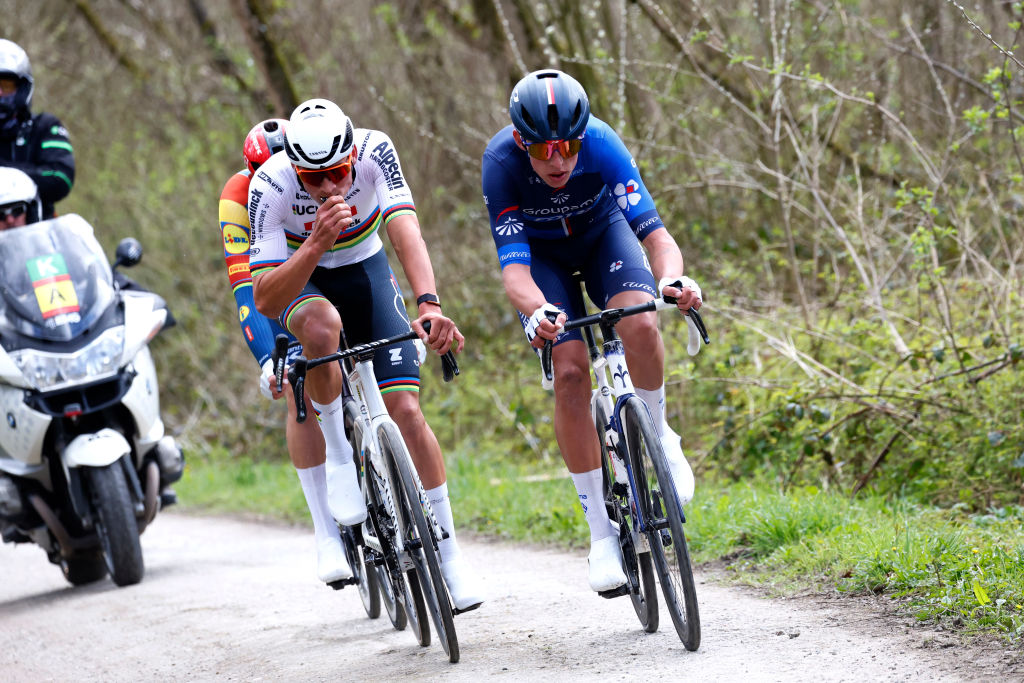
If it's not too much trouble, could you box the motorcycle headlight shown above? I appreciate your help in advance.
[11,326,126,391]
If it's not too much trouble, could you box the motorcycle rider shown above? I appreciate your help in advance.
[0,165,41,228]
[0,39,74,219]
[219,118,352,583]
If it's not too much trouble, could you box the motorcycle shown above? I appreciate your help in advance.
[0,214,183,587]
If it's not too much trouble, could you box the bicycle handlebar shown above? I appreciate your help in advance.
[276,320,460,424]
[540,295,710,383]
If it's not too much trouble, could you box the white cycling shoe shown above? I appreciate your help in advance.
[326,460,367,525]
[588,535,627,592]
[659,433,695,506]
[440,553,485,612]
[316,536,353,583]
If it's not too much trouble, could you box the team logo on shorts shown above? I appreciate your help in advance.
[609,260,623,272]
[614,180,642,211]
[496,216,524,236]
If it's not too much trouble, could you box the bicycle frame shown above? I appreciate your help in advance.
[584,317,657,554]
[344,351,447,563]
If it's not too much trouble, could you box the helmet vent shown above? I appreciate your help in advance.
[520,106,536,134]
[570,101,583,128]
[547,104,560,135]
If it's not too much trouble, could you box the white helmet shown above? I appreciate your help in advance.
[0,39,33,130]
[285,98,354,169]
[0,167,41,223]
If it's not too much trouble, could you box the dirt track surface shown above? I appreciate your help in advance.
[1,512,1020,681]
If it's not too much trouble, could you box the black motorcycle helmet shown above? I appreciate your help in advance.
[0,39,33,133]
[508,69,590,142]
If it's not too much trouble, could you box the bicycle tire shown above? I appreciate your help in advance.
[364,429,428,645]
[595,398,658,633]
[621,396,701,650]
[379,422,460,663]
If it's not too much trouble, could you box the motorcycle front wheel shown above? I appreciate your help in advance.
[84,460,144,586]
[61,550,108,586]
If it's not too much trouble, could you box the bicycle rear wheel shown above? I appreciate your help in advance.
[364,433,428,645]
[621,396,701,651]
[596,399,658,632]
[379,422,460,663]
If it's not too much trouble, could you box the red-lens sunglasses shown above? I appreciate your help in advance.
[524,138,583,161]
[295,150,356,185]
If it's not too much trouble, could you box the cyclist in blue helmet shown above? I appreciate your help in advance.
[482,69,704,593]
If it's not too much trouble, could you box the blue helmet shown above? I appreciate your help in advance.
[0,40,33,132]
[508,69,590,142]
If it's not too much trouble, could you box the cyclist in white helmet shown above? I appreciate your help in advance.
[249,98,483,611]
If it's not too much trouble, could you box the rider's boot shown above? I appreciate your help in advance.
[316,535,353,583]
[440,552,485,612]
[659,429,695,506]
[588,534,627,591]
[325,460,367,525]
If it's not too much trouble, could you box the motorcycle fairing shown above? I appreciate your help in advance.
[0,215,116,342]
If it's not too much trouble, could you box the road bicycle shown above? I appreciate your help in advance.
[539,290,709,651]
[274,324,463,662]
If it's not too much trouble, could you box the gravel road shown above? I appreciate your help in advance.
[1,512,1020,681]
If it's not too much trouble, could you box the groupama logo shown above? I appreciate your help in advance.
[496,216,524,236]
[614,180,642,211]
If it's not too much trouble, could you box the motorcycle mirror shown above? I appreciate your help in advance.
[114,238,143,269]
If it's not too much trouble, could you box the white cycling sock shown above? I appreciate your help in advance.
[311,395,353,466]
[571,468,614,541]
[635,384,668,438]
[295,464,340,543]
[425,482,458,563]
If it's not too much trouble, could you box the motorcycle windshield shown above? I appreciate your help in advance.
[0,215,116,342]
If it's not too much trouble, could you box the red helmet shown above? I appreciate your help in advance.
[242,118,288,173]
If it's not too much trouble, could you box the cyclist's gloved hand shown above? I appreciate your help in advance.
[525,303,565,347]
[259,358,285,401]
[658,276,702,309]
[659,276,704,357]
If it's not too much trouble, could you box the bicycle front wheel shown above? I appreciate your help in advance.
[379,422,460,664]
[621,396,701,650]
[596,398,658,633]
[364,433,427,644]
[344,401,382,620]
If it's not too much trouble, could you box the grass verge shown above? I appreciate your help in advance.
[177,448,1024,642]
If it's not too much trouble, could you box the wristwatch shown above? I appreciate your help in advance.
[416,293,441,308]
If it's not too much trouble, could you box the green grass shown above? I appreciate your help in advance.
[686,484,1024,640]
[177,449,1024,643]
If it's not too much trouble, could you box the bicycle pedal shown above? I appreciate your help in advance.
[597,584,630,599]
[327,577,359,590]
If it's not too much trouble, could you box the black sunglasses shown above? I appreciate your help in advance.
[0,202,27,220]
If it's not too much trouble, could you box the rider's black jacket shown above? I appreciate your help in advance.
[0,111,75,219]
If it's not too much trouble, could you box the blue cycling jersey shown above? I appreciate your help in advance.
[481,117,665,270]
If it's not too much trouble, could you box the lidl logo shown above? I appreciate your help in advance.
[223,225,250,255]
